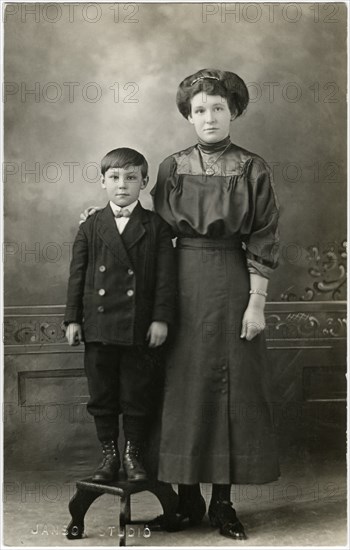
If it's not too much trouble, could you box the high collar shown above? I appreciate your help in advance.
[197,135,231,154]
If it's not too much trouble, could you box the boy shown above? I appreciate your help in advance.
[64,148,175,483]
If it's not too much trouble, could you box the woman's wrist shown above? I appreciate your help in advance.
[249,288,267,297]
[249,274,268,309]
[248,293,266,309]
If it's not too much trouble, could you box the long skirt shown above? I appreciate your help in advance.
[157,237,280,485]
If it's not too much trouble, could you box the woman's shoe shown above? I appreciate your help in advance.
[147,494,206,531]
[180,492,207,527]
[208,500,247,540]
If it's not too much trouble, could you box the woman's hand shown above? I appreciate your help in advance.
[79,206,102,225]
[240,304,266,341]
[241,273,268,340]
[146,321,168,348]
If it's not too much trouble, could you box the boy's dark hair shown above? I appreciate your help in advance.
[101,147,148,178]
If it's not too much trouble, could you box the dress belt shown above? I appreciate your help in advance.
[177,237,242,250]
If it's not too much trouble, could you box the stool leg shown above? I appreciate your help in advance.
[66,488,101,540]
[148,482,179,531]
[119,494,131,547]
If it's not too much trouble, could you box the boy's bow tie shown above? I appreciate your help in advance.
[115,208,131,218]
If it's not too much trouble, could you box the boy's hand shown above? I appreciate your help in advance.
[146,321,168,348]
[79,205,102,225]
[66,323,83,346]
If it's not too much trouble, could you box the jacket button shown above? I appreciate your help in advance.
[127,289,134,297]
[221,389,227,394]
[221,378,227,383]
[128,268,134,276]
[97,306,104,313]
[99,265,106,272]
[98,289,106,296]
[222,365,227,371]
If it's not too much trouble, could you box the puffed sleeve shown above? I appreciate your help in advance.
[150,156,178,237]
[242,157,280,279]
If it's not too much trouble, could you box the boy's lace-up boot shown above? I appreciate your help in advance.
[92,440,120,483]
[123,441,147,482]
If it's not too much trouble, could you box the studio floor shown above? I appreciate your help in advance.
[3,456,348,548]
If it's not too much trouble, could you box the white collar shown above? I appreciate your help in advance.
[110,200,139,215]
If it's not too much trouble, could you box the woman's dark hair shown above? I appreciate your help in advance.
[176,68,249,119]
[101,147,148,178]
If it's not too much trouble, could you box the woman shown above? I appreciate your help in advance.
[148,69,280,540]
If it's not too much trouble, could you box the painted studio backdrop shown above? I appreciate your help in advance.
[4,2,346,478]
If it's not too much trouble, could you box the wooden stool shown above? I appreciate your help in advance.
[66,477,179,546]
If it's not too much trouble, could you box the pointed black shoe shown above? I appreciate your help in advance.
[147,493,206,532]
[208,500,247,540]
[123,441,147,482]
[92,440,120,483]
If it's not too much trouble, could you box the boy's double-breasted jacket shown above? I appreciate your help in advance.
[64,202,176,346]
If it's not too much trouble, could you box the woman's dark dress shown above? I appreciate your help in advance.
[151,139,280,484]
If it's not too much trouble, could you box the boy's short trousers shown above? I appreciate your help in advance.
[84,342,164,420]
